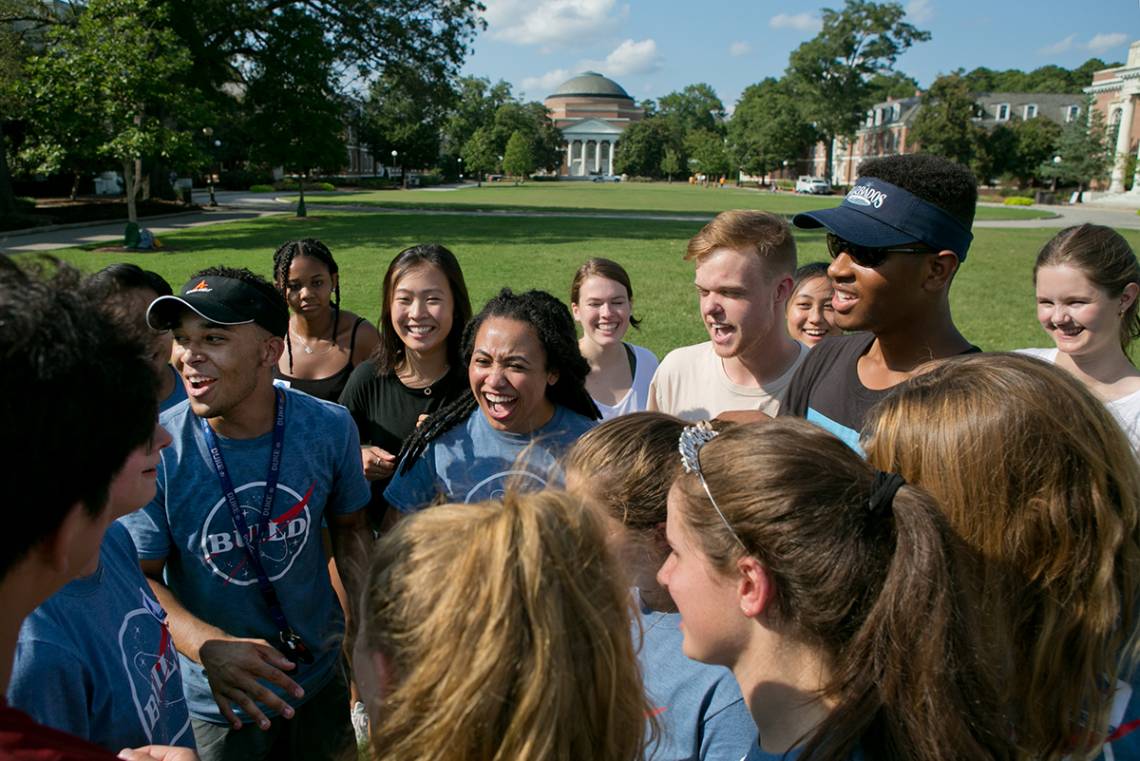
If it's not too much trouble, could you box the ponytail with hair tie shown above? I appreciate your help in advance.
[868,471,906,516]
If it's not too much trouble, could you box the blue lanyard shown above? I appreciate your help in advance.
[201,388,311,664]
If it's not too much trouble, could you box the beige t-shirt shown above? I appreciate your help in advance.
[648,340,809,421]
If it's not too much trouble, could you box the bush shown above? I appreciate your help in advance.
[15,196,36,211]
[350,177,399,190]
[218,167,274,191]
[1003,196,1034,206]
[249,184,275,193]
[274,179,336,191]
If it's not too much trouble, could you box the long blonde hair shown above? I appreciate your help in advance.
[864,352,1140,759]
[675,418,1014,761]
[357,491,653,761]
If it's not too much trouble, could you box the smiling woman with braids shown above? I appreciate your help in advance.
[272,238,380,403]
[383,288,600,514]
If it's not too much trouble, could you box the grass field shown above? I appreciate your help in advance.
[286,181,1054,221]
[37,210,1140,359]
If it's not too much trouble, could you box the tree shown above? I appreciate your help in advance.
[613,118,680,179]
[910,72,980,166]
[867,71,920,102]
[490,102,562,172]
[461,126,497,185]
[362,64,456,184]
[442,76,513,157]
[502,130,535,183]
[786,0,930,179]
[972,124,1017,184]
[1010,117,1062,186]
[246,7,345,215]
[1039,105,1113,200]
[22,0,202,223]
[658,84,726,136]
[729,77,817,178]
[685,129,730,179]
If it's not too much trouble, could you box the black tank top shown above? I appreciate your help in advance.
[275,316,365,403]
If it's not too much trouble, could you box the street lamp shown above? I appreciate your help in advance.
[457,156,463,183]
[391,149,400,188]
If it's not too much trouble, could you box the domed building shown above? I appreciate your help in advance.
[544,72,643,177]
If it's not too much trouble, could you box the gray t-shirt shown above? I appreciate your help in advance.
[9,522,193,750]
[384,405,596,512]
[120,390,370,725]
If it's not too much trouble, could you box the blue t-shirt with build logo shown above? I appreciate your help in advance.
[9,522,192,751]
[384,404,595,512]
[120,389,370,725]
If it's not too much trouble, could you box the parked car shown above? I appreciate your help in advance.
[591,174,621,183]
[795,176,832,194]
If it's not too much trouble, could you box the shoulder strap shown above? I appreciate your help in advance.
[623,342,637,376]
[348,316,365,353]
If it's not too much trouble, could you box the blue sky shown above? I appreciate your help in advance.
[461,0,1138,111]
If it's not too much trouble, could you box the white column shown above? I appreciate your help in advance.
[1131,136,1140,194]
[565,142,572,176]
[608,141,614,175]
[1110,92,1135,193]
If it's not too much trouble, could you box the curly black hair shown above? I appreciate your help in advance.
[856,154,978,231]
[271,239,341,373]
[398,288,601,472]
[86,263,173,299]
[0,256,157,579]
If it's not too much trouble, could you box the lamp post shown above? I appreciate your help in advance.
[457,156,463,183]
[1051,155,1062,193]
[208,139,221,206]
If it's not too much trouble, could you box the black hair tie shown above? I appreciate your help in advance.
[869,470,906,516]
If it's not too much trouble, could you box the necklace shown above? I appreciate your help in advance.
[291,312,339,355]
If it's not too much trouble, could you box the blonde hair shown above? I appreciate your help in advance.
[685,209,796,277]
[863,352,1140,760]
[565,411,687,531]
[675,418,1014,761]
[358,491,654,761]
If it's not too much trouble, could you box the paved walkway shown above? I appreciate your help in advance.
[5,189,1140,253]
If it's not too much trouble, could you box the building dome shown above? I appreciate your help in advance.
[549,72,632,100]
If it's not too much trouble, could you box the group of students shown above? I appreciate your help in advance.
[2,151,1140,761]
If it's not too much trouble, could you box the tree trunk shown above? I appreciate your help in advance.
[70,172,81,201]
[124,158,140,223]
[297,175,307,217]
[0,131,16,218]
[824,135,834,184]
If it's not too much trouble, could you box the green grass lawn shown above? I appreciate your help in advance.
[287,181,1053,221]
[36,210,1137,359]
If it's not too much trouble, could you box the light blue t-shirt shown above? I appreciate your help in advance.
[384,404,595,512]
[9,522,193,751]
[159,365,188,413]
[120,389,370,725]
[636,602,756,760]
[742,740,865,760]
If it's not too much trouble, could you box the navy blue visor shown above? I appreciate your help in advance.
[792,177,974,261]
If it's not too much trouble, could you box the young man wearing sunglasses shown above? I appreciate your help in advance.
[783,154,979,451]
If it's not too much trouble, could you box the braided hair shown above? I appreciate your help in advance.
[399,288,601,473]
[271,238,341,373]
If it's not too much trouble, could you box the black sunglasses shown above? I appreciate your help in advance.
[826,233,933,268]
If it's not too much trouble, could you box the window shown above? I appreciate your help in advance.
[996,103,1010,121]
[1024,103,1037,119]
[1066,105,1081,122]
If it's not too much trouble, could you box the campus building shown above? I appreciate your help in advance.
[805,90,1084,185]
[1087,40,1140,194]
[544,72,643,177]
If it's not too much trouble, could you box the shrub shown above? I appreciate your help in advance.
[1003,196,1034,206]
[249,184,275,193]
[15,196,36,211]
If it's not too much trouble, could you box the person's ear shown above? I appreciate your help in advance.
[263,335,286,366]
[736,555,774,618]
[922,251,960,292]
[571,301,581,323]
[546,369,560,387]
[1121,282,1139,315]
[773,274,794,306]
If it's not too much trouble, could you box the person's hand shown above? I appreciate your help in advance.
[118,746,199,761]
[199,638,303,731]
[361,446,397,481]
[415,413,430,429]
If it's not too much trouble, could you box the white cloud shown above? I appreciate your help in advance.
[769,12,821,32]
[521,38,661,98]
[520,68,576,96]
[905,0,934,24]
[482,0,624,46]
[1039,34,1075,55]
[729,41,751,57]
[584,38,661,76]
[1087,32,1128,54]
